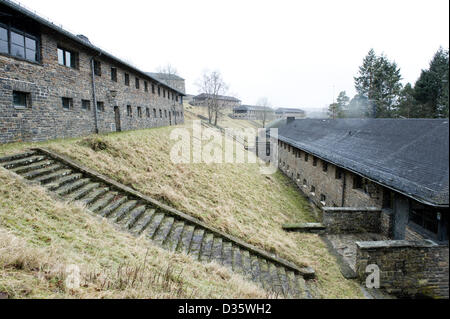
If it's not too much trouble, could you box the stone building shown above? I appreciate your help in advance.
[258,118,449,243]
[192,93,241,110]
[232,105,274,120]
[275,107,305,119]
[0,0,185,144]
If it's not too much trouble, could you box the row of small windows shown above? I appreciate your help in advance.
[0,24,38,62]
[279,140,370,191]
[12,92,183,120]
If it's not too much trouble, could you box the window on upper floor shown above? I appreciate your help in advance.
[152,84,155,94]
[0,24,39,62]
[313,157,318,166]
[124,73,130,86]
[144,81,148,92]
[322,162,328,172]
[127,105,132,117]
[164,110,167,118]
[310,186,316,194]
[176,95,179,102]
[159,109,162,117]
[304,153,309,162]
[137,106,142,118]
[62,97,73,110]
[93,60,101,76]
[353,175,363,190]
[158,87,161,96]
[153,108,157,117]
[335,168,343,179]
[135,77,140,89]
[303,179,307,186]
[111,68,117,82]
[146,107,150,118]
[81,99,91,111]
[382,188,394,210]
[320,194,326,203]
[163,89,166,98]
[13,91,31,109]
[57,47,77,68]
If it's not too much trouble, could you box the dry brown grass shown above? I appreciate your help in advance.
[0,118,364,298]
[0,169,269,299]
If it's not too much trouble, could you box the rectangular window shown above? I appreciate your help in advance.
[135,78,140,89]
[1,25,38,62]
[137,106,142,118]
[96,101,105,112]
[303,179,307,187]
[159,109,162,118]
[163,89,166,98]
[57,47,77,68]
[353,175,363,189]
[164,110,167,118]
[111,68,117,82]
[144,81,148,92]
[320,194,326,203]
[81,100,91,110]
[93,60,101,76]
[124,73,130,86]
[322,162,328,172]
[13,91,31,108]
[335,168,343,179]
[127,105,132,117]
[176,95,179,102]
[313,157,318,166]
[382,188,394,210]
[62,97,73,110]
[146,107,150,117]
[310,186,316,194]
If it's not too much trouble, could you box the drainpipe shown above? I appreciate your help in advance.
[90,54,101,134]
[341,172,346,206]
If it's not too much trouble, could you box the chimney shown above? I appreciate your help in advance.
[76,34,91,44]
[287,117,295,124]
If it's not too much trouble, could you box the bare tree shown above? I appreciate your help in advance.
[256,97,273,127]
[198,70,228,125]
[156,63,179,88]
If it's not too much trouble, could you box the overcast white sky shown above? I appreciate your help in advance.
[15,0,450,109]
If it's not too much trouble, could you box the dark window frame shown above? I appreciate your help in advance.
[96,101,105,112]
[146,107,150,117]
[0,23,40,63]
[127,105,132,117]
[144,81,148,92]
[111,67,118,82]
[135,77,140,89]
[137,106,142,118]
[62,97,73,110]
[152,84,155,94]
[57,46,78,69]
[124,73,130,86]
[93,60,102,76]
[322,162,328,172]
[81,99,91,111]
[13,91,31,109]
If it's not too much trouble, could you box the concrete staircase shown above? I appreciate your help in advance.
[0,148,316,298]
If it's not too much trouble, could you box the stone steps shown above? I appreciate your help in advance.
[0,149,315,298]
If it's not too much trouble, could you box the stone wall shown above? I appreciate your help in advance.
[0,21,184,144]
[323,207,382,234]
[355,240,449,298]
[273,138,385,209]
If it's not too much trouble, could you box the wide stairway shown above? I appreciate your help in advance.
[0,148,316,298]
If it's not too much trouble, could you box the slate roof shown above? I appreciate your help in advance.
[1,0,185,95]
[146,72,185,82]
[269,118,449,207]
[194,93,241,102]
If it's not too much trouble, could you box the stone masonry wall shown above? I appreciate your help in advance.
[323,207,382,234]
[355,240,449,298]
[1,25,184,144]
[273,138,385,209]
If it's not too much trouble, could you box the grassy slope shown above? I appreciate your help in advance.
[0,169,268,299]
[0,119,364,298]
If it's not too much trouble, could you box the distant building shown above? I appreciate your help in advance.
[275,108,306,119]
[192,94,241,109]
[232,105,274,120]
[146,72,186,94]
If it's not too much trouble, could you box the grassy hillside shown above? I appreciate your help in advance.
[0,168,268,299]
[0,119,364,298]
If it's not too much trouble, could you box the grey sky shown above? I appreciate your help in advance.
[16,0,450,109]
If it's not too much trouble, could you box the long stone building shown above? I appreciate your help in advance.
[0,0,185,144]
[259,118,449,243]
[232,105,274,120]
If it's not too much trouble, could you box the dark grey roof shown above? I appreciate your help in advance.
[270,118,449,207]
[275,108,305,114]
[234,105,273,112]
[1,0,185,96]
[194,93,241,102]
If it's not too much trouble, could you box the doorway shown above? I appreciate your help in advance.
[114,106,121,132]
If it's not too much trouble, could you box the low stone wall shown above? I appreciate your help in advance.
[355,240,449,299]
[322,207,382,234]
